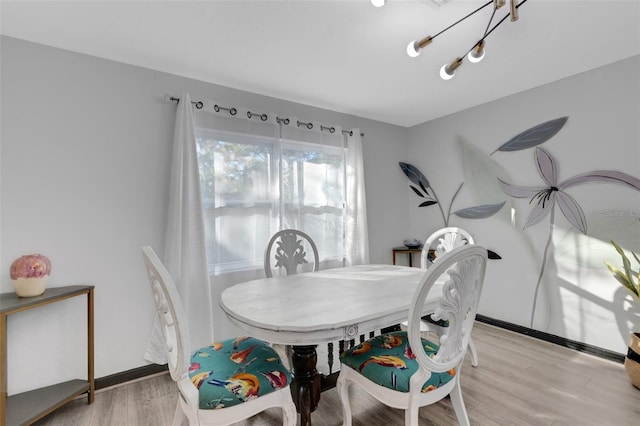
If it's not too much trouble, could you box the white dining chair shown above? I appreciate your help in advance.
[416,227,480,367]
[264,229,319,278]
[337,245,487,426]
[141,246,296,426]
[263,229,337,372]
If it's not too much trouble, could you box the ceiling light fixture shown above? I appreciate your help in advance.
[372,0,452,6]
[380,0,527,80]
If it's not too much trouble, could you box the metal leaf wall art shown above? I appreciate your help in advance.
[399,162,504,260]
[402,116,640,330]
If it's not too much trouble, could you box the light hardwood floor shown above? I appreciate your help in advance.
[35,322,640,425]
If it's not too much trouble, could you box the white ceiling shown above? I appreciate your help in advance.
[1,0,639,127]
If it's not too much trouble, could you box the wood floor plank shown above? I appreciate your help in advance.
[32,322,640,425]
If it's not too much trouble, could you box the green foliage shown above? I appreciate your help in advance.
[604,240,640,301]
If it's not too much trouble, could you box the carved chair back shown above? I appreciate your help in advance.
[264,229,320,278]
[421,226,474,269]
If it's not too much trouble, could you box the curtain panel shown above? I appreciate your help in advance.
[145,93,214,364]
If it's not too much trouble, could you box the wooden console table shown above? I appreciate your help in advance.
[392,247,435,268]
[392,246,422,267]
[1,285,94,426]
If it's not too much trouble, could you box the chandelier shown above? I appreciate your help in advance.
[372,0,527,80]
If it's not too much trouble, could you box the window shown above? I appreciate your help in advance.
[196,128,346,274]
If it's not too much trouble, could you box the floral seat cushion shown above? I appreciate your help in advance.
[339,331,455,393]
[189,336,291,409]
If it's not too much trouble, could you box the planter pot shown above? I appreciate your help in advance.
[12,277,48,297]
[10,254,51,297]
[625,331,640,389]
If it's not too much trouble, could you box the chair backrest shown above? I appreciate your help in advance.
[264,229,320,278]
[141,246,191,382]
[408,245,487,374]
[420,226,475,268]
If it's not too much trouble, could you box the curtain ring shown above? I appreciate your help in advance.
[297,120,313,130]
[248,111,268,121]
[321,125,336,134]
[214,104,237,116]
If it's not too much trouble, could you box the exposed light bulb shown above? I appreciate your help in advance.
[467,40,485,63]
[406,36,432,58]
[440,64,455,80]
[440,58,463,80]
[371,0,386,7]
[406,41,421,58]
[468,49,485,63]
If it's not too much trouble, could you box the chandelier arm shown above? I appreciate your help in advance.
[483,4,498,37]
[462,7,511,58]
[461,0,527,60]
[433,0,493,39]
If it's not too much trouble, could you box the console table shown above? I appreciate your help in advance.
[1,285,94,426]
[392,247,436,268]
[392,246,422,267]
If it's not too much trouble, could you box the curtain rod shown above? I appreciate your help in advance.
[169,96,364,137]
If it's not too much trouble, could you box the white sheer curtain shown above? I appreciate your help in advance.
[145,92,214,364]
[345,129,369,265]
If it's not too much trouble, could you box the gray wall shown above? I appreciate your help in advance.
[0,36,409,394]
[3,34,637,395]
[406,55,640,354]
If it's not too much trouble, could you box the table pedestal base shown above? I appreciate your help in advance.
[290,345,321,426]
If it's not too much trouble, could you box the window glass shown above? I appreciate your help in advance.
[196,129,345,274]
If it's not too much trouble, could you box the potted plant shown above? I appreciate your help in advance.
[605,240,640,388]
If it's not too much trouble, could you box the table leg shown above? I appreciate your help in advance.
[290,345,321,426]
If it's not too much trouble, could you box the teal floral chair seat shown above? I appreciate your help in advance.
[337,245,488,426]
[189,336,292,409]
[142,246,296,426]
[339,331,455,393]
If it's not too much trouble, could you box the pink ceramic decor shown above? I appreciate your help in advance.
[10,254,51,297]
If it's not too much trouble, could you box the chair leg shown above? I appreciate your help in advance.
[468,337,479,367]
[282,393,297,426]
[449,377,470,426]
[171,400,184,426]
[336,373,353,426]
[404,405,420,426]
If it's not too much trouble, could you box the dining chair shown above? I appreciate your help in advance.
[416,227,480,367]
[264,229,319,278]
[141,246,296,426]
[263,229,340,372]
[420,226,474,269]
[337,245,487,426]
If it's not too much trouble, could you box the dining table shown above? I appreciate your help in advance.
[220,264,443,426]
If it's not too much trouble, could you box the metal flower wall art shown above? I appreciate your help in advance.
[495,117,640,327]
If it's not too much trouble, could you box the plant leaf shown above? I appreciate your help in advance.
[410,185,425,198]
[419,201,438,207]
[605,261,636,294]
[452,202,506,219]
[611,240,634,287]
[399,162,431,189]
[487,249,502,260]
[490,117,568,155]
